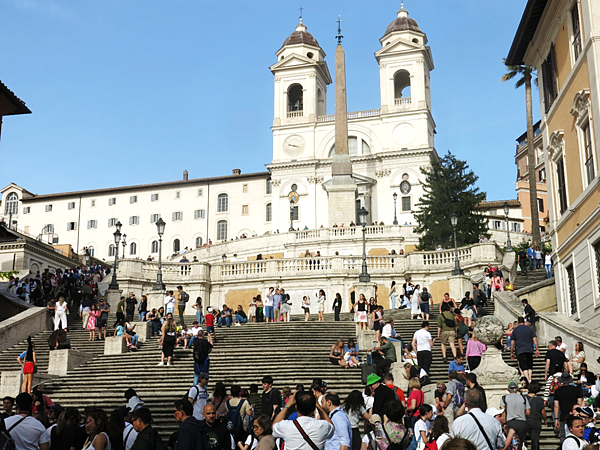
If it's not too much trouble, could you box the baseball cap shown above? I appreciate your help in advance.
[486,407,504,417]
[198,372,210,379]
[508,381,518,390]
[576,406,594,418]
[366,373,382,386]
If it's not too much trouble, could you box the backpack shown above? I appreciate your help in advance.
[424,440,438,450]
[453,382,465,407]
[225,400,244,437]
[443,312,455,328]
[556,436,581,450]
[180,292,190,303]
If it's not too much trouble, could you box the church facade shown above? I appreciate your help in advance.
[0,6,438,262]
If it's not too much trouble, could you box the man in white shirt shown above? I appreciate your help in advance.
[273,391,334,450]
[382,320,402,345]
[412,321,435,382]
[164,291,176,315]
[187,372,210,420]
[5,393,50,450]
[450,389,505,449]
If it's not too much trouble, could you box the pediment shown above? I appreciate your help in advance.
[270,54,319,71]
[376,36,422,57]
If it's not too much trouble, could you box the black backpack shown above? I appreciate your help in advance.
[180,292,190,303]
[443,312,456,328]
[225,400,244,437]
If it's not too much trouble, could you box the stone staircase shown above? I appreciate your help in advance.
[0,303,561,448]
[513,266,551,291]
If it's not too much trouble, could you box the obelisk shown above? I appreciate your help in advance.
[326,16,357,226]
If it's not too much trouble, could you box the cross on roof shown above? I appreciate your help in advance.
[336,15,343,44]
[298,5,304,22]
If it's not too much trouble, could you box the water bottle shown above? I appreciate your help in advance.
[511,436,518,449]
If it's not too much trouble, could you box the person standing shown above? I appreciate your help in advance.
[545,251,553,278]
[173,399,205,450]
[510,317,540,381]
[272,289,282,323]
[193,297,204,324]
[164,290,176,316]
[125,292,138,321]
[130,407,165,450]
[264,288,274,323]
[332,293,342,322]
[544,340,568,381]
[188,372,210,420]
[419,287,433,320]
[323,394,352,450]
[412,321,434,383]
[54,297,68,330]
[115,296,126,326]
[138,295,148,322]
[5,393,50,450]
[261,376,282,420]
[17,336,36,394]
[553,372,584,441]
[500,381,530,445]
[526,381,546,450]
[177,286,189,326]
[317,290,326,322]
[200,404,234,450]
[280,288,291,322]
[437,303,457,364]
[389,281,397,310]
[527,244,536,271]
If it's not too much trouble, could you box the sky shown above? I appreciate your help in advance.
[0,0,539,201]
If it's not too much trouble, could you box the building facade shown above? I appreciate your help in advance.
[507,0,600,328]
[0,6,438,262]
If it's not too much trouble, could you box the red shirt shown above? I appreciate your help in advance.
[205,313,215,327]
[386,384,406,403]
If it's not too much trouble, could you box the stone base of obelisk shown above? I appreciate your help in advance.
[325,175,357,226]
[471,346,520,407]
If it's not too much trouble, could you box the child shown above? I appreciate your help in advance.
[414,404,434,448]
[205,308,216,339]
[114,323,134,348]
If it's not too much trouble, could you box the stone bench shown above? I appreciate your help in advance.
[133,321,153,343]
[104,336,128,355]
[48,349,94,376]
[0,371,22,398]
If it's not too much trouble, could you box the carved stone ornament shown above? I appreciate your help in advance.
[570,89,591,127]
[271,179,282,187]
[376,169,392,178]
[548,130,564,161]
[307,176,323,184]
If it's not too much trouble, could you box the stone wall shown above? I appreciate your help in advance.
[515,278,557,312]
[0,307,53,352]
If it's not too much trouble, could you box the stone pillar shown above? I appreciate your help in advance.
[104,336,128,355]
[147,290,166,312]
[448,274,471,301]
[134,321,153,343]
[48,349,94,376]
[105,288,123,307]
[0,371,22,398]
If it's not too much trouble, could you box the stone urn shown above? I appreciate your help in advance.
[471,316,519,384]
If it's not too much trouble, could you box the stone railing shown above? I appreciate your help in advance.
[316,109,381,123]
[394,97,412,105]
[286,111,303,118]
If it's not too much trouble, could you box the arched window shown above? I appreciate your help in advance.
[217,220,227,240]
[173,239,181,252]
[4,193,18,215]
[151,240,158,253]
[195,236,203,247]
[329,137,371,157]
[108,245,116,257]
[88,246,95,257]
[288,84,303,112]
[130,242,137,255]
[266,178,272,195]
[266,203,272,222]
[394,70,411,99]
[217,194,228,212]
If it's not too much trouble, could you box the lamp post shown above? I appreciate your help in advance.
[108,221,122,290]
[503,201,513,251]
[289,199,295,232]
[358,207,370,282]
[121,234,127,259]
[392,192,398,225]
[152,218,166,291]
[222,254,227,263]
[450,213,463,275]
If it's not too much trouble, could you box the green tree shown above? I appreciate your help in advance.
[414,151,487,250]
[501,59,541,246]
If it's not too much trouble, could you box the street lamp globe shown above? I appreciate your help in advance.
[503,201,510,216]
[113,229,122,245]
[450,213,458,228]
[358,207,369,226]
[115,221,122,233]
[155,217,166,236]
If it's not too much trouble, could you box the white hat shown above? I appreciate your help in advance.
[486,407,504,417]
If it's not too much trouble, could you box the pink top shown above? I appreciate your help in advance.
[465,339,487,357]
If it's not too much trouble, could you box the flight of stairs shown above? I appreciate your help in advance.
[0,302,561,448]
[513,266,552,291]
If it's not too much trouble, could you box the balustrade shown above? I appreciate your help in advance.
[394,97,412,105]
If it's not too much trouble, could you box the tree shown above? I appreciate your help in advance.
[501,59,541,246]
[414,152,488,251]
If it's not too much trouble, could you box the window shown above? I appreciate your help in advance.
[130,242,137,255]
[151,240,159,253]
[194,209,206,219]
[195,236,203,247]
[539,168,546,182]
[242,184,248,193]
[556,157,568,214]
[242,205,249,215]
[566,264,577,315]
[594,241,600,299]
[150,214,161,223]
[266,203,272,222]
[572,5,582,60]
[91,199,96,207]
[511,222,521,232]
[217,220,228,240]
[217,194,228,212]
[287,84,303,112]
[130,196,138,204]
[328,137,371,157]
[68,202,75,210]
[582,122,595,184]
[266,179,272,195]
[492,220,501,230]
[88,246,95,257]
[151,193,159,202]
[67,222,77,231]
[173,239,181,252]
[129,216,139,225]
[45,204,53,212]
[541,44,558,112]
[23,207,30,214]
[108,245,116,257]
[172,211,183,221]
[538,198,544,213]
[291,206,299,221]
[108,218,118,227]
[87,220,97,229]
[198,189,203,197]
[175,191,180,199]
[4,193,18,215]
[43,224,54,233]
[401,196,411,211]
[109,198,116,206]
[394,69,411,100]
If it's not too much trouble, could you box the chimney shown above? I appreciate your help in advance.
[183,170,189,181]
[232,169,241,175]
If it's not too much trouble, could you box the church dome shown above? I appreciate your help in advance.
[282,22,320,48]
[382,7,422,37]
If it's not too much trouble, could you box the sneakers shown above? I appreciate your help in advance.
[235,323,241,327]
[157,362,164,366]
[166,362,172,366]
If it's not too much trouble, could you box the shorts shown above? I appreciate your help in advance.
[461,308,473,319]
[318,303,324,313]
[440,330,455,344]
[206,326,214,334]
[517,352,534,371]
[98,318,108,328]
[420,303,430,315]
[23,362,35,375]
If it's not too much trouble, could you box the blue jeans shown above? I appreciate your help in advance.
[390,294,396,309]
[235,314,248,323]
[466,306,477,319]
[264,306,274,321]
[529,258,535,270]
[138,312,147,322]
[131,334,138,346]
[218,316,231,327]
[196,310,203,324]
[545,264,553,278]
[150,321,160,335]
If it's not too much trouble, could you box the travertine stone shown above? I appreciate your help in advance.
[135,321,153,343]
[104,336,128,355]
[48,349,94,376]
[473,316,505,345]
[0,371,22,398]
